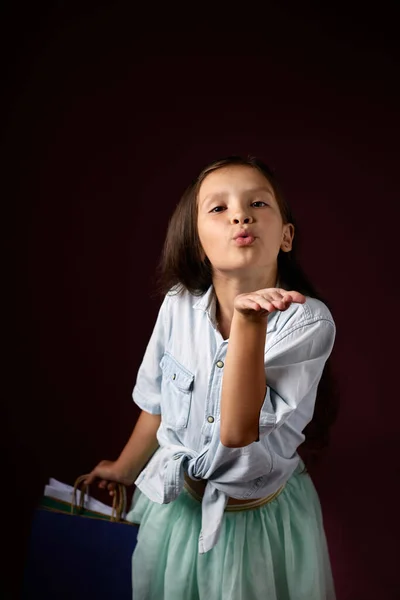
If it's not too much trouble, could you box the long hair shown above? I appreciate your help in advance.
[155,156,339,470]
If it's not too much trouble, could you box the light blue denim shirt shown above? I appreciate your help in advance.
[132,285,336,553]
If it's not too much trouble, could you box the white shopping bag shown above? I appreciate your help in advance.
[44,478,126,519]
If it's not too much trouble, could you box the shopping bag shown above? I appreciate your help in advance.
[22,475,139,600]
[42,476,126,519]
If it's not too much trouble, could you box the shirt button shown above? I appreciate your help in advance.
[172,374,176,380]
[216,360,224,368]
[207,416,215,423]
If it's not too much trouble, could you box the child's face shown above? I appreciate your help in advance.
[197,165,294,277]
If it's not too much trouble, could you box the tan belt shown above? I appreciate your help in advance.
[183,479,285,512]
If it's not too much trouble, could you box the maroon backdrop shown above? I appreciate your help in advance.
[5,4,399,599]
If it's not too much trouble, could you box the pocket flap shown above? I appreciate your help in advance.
[160,353,194,392]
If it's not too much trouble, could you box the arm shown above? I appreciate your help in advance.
[220,313,267,447]
[220,287,308,448]
[85,409,161,486]
[220,290,335,448]
[115,409,161,480]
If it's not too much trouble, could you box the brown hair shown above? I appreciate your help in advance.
[155,155,339,470]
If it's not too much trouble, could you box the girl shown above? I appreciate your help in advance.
[86,156,337,600]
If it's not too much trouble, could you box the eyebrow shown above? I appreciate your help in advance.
[201,186,275,206]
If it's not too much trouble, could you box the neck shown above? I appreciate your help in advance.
[213,268,279,331]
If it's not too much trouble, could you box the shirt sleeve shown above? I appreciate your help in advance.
[132,294,170,414]
[258,317,336,438]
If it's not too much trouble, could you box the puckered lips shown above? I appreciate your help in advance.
[233,229,256,246]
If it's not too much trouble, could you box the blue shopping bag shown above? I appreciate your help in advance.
[21,477,139,600]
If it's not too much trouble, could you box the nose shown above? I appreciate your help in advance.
[230,213,253,225]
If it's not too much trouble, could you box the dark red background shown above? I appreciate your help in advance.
[4,4,399,599]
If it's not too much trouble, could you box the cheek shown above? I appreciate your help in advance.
[197,221,205,248]
[198,235,215,258]
[197,220,217,248]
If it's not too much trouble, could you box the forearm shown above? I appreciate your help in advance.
[220,313,267,447]
[116,409,161,479]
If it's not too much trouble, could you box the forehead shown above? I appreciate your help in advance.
[198,165,275,203]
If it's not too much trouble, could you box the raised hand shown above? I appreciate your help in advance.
[234,288,306,320]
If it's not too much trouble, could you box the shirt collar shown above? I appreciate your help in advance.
[193,285,217,326]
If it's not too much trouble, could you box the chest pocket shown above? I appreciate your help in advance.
[159,352,194,429]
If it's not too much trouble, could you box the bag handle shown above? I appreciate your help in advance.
[72,475,127,522]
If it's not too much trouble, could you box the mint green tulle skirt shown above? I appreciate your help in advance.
[126,460,336,600]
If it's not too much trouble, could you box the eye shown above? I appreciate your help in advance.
[210,206,226,213]
[251,201,267,208]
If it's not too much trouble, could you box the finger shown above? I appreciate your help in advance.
[236,298,264,311]
[246,300,265,311]
[281,290,306,303]
[250,297,276,313]
[268,291,290,308]
[98,479,108,489]
[254,292,288,312]
[269,290,285,301]
[251,292,284,311]
[271,299,289,311]
[84,473,95,485]
[107,482,117,498]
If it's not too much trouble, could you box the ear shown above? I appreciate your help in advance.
[280,223,295,252]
